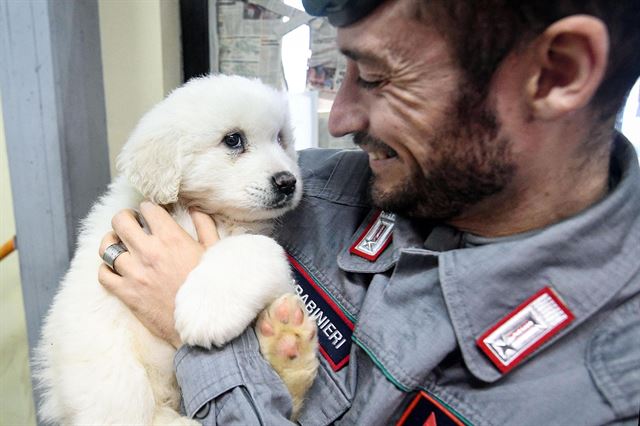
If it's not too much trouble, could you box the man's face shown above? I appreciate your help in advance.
[329,0,515,219]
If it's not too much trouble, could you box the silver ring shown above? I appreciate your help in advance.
[102,242,128,271]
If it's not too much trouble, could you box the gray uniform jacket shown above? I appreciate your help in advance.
[174,135,640,425]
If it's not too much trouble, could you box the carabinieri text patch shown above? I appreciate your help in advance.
[288,254,354,371]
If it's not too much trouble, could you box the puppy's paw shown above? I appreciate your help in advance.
[256,293,319,419]
[175,235,294,349]
[174,278,257,348]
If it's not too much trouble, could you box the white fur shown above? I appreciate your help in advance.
[34,75,302,425]
[176,234,293,348]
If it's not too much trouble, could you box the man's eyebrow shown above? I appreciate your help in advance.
[340,48,379,65]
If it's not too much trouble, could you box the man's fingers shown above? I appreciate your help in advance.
[190,210,220,247]
[139,201,180,236]
[99,230,136,275]
[98,263,140,309]
[111,209,148,251]
[112,250,135,276]
[98,263,124,292]
[99,231,120,257]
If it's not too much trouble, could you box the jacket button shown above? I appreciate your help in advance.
[194,402,211,419]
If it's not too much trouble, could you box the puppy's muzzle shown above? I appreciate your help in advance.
[272,172,297,196]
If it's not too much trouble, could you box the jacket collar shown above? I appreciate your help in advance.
[441,135,640,382]
[339,135,640,384]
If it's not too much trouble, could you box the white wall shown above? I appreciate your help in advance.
[99,0,182,174]
[620,79,640,151]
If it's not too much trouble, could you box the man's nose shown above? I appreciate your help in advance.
[328,63,369,137]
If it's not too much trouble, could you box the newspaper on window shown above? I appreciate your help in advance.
[306,17,353,149]
[306,18,346,100]
[210,1,352,149]
[213,0,312,89]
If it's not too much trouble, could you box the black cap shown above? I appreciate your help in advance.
[302,0,386,27]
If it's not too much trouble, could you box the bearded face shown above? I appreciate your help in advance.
[354,90,515,219]
[328,0,516,220]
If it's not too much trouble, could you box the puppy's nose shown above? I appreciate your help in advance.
[272,171,297,196]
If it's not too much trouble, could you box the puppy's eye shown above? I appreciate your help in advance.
[277,132,285,147]
[223,132,244,150]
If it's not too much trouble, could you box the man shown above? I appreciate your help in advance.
[99,0,640,424]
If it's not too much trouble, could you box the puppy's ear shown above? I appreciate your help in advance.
[116,125,182,205]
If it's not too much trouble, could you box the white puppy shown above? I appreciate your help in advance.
[34,75,318,425]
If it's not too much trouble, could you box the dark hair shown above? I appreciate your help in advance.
[426,0,640,121]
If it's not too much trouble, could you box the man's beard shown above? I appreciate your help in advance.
[355,91,516,220]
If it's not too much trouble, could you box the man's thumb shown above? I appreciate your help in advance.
[190,209,220,247]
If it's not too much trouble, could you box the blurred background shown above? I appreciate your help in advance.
[0,1,638,424]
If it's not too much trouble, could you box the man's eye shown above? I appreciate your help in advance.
[356,76,384,90]
[223,132,245,150]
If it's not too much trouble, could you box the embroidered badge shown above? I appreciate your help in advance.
[288,254,354,371]
[350,211,396,262]
[396,391,466,426]
[477,287,575,374]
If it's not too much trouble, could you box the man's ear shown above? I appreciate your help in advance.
[526,15,609,120]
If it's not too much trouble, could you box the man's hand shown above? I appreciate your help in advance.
[98,201,219,348]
